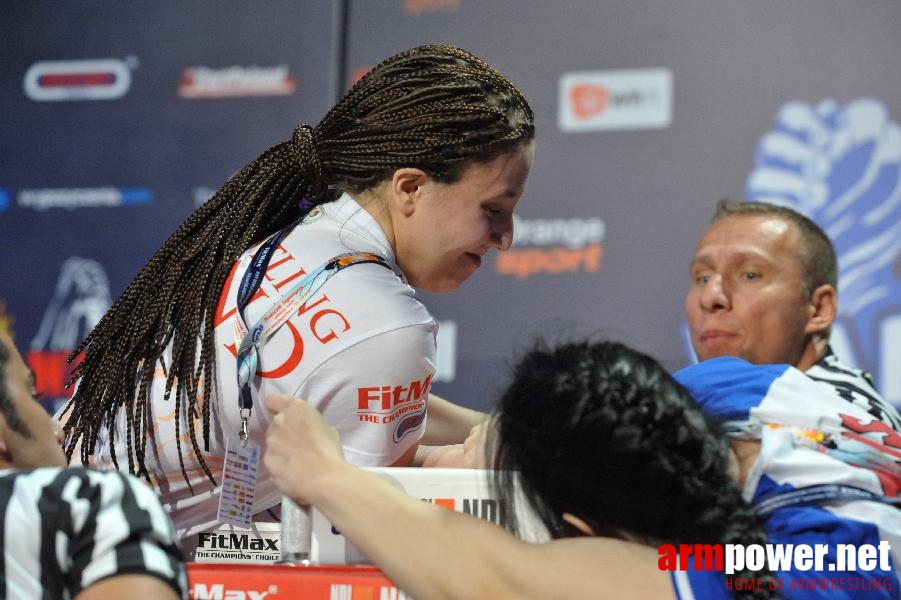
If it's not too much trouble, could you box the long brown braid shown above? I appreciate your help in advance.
[59,44,535,486]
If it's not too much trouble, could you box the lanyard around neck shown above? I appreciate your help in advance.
[233,224,393,441]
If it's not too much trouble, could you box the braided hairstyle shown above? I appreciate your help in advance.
[59,44,535,486]
[491,340,776,599]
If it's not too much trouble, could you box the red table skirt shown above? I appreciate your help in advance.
[188,562,406,599]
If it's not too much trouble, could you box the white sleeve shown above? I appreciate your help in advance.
[291,324,437,467]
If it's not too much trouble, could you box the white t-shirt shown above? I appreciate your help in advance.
[79,194,437,537]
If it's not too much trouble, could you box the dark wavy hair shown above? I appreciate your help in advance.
[59,44,535,486]
[491,339,775,599]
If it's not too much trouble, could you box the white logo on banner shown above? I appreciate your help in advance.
[17,187,153,210]
[558,68,672,132]
[31,258,111,352]
[178,65,297,98]
[23,59,133,101]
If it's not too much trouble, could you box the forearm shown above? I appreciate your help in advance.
[412,443,464,467]
[424,394,487,445]
[266,394,536,597]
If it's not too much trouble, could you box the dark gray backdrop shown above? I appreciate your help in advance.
[2,1,899,412]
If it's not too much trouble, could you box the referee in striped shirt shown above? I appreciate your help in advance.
[0,331,187,599]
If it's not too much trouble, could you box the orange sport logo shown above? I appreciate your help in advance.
[495,214,606,280]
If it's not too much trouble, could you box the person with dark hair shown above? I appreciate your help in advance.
[265,340,777,599]
[685,199,901,431]
[57,44,535,538]
[0,332,187,599]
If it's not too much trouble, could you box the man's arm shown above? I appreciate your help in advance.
[264,394,673,600]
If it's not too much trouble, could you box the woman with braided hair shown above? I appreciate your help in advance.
[57,44,535,539]
[265,340,778,599]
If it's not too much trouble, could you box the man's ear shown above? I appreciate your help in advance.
[389,168,429,217]
[805,284,837,335]
[561,512,596,536]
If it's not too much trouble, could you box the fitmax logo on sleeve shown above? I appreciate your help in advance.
[23,59,133,101]
[558,68,672,132]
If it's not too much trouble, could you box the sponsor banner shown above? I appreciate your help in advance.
[558,68,672,132]
[178,65,297,98]
[15,187,153,211]
[187,563,406,600]
[309,467,548,565]
[189,523,282,563]
[495,214,606,280]
[403,0,460,16]
[23,59,133,101]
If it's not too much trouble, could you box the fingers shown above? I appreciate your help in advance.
[462,422,485,454]
[462,421,493,468]
[263,393,344,464]
[266,393,301,414]
[262,393,346,504]
[421,444,465,468]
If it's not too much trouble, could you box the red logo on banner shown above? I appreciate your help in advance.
[27,351,74,400]
[350,65,373,86]
[404,0,460,16]
[570,83,610,120]
[23,59,132,101]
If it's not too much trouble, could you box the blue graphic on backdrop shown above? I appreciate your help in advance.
[745,97,901,399]
[15,187,154,211]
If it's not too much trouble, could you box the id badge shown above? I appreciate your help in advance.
[217,436,260,528]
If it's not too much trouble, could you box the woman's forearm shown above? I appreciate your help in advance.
[423,393,487,445]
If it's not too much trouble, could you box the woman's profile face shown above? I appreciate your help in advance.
[394,142,534,293]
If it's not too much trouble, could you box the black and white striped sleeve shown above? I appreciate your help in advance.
[1,467,187,599]
[806,349,901,433]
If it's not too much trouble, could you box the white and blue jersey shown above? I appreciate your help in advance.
[671,357,901,599]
